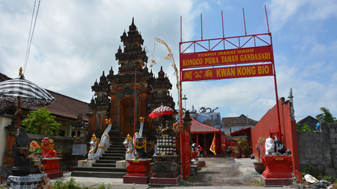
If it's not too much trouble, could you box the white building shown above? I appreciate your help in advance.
[222,114,258,135]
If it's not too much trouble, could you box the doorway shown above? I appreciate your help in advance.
[120,97,135,137]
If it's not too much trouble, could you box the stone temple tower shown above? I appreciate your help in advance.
[87,18,175,139]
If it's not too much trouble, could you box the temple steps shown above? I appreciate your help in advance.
[104,152,125,156]
[74,167,125,172]
[105,150,125,154]
[71,171,126,178]
[95,159,118,163]
[71,137,127,178]
[92,163,116,167]
[99,156,124,160]
[108,145,125,149]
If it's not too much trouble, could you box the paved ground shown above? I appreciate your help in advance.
[0,157,291,188]
[45,157,291,189]
[187,157,265,186]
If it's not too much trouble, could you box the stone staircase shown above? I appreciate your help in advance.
[71,137,128,178]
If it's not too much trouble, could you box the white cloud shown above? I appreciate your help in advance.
[0,0,197,103]
[268,0,306,31]
[268,0,337,31]
[306,0,337,20]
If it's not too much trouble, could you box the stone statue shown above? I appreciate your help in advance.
[123,134,134,160]
[88,119,112,160]
[265,137,275,155]
[87,133,99,160]
[274,137,286,154]
[133,117,147,159]
[191,143,199,162]
[41,137,57,158]
[133,132,147,159]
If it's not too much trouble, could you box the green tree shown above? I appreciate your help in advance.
[296,123,311,131]
[22,106,61,135]
[316,107,337,123]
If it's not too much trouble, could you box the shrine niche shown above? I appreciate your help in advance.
[87,18,175,140]
[71,114,89,139]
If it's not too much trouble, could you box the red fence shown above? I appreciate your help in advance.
[251,98,299,173]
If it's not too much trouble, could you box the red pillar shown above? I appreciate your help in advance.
[196,134,199,146]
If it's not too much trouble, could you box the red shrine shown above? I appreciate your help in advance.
[87,18,175,140]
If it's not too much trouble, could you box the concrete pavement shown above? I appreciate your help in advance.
[47,157,291,188]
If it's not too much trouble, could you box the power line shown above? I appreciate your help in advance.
[23,0,41,75]
[24,0,36,71]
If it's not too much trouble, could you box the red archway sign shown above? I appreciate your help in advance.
[178,6,281,180]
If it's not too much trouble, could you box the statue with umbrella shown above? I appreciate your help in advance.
[0,68,55,135]
[149,104,176,136]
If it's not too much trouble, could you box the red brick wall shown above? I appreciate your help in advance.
[251,98,299,173]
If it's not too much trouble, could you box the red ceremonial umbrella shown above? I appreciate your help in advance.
[149,105,173,118]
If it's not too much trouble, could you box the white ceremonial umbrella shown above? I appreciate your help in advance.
[0,74,55,135]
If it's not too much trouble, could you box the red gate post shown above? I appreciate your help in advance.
[181,111,192,180]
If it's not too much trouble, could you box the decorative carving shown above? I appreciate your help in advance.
[200,107,218,113]
[13,129,30,156]
[41,137,57,158]
[150,155,181,178]
[123,87,132,96]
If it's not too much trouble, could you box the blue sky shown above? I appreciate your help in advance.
[1,0,336,123]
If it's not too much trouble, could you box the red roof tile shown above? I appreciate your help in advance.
[42,90,89,121]
[191,117,221,133]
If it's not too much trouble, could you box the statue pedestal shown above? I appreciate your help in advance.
[7,173,47,189]
[77,160,95,167]
[199,160,206,168]
[116,160,129,168]
[123,158,152,184]
[261,155,292,186]
[11,156,33,176]
[42,158,63,179]
[149,155,181,186]
[72,143,87,156]
[150,175,182,186]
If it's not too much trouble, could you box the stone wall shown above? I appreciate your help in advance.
[297,122,336,177]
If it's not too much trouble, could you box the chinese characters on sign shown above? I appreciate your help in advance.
[180,46,273,70]
[182,64,273,82]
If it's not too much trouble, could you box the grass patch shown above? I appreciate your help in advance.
[2,178,128,189]
[185,176,197,183]
[52,178,113,189]
[249,178,264,187]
